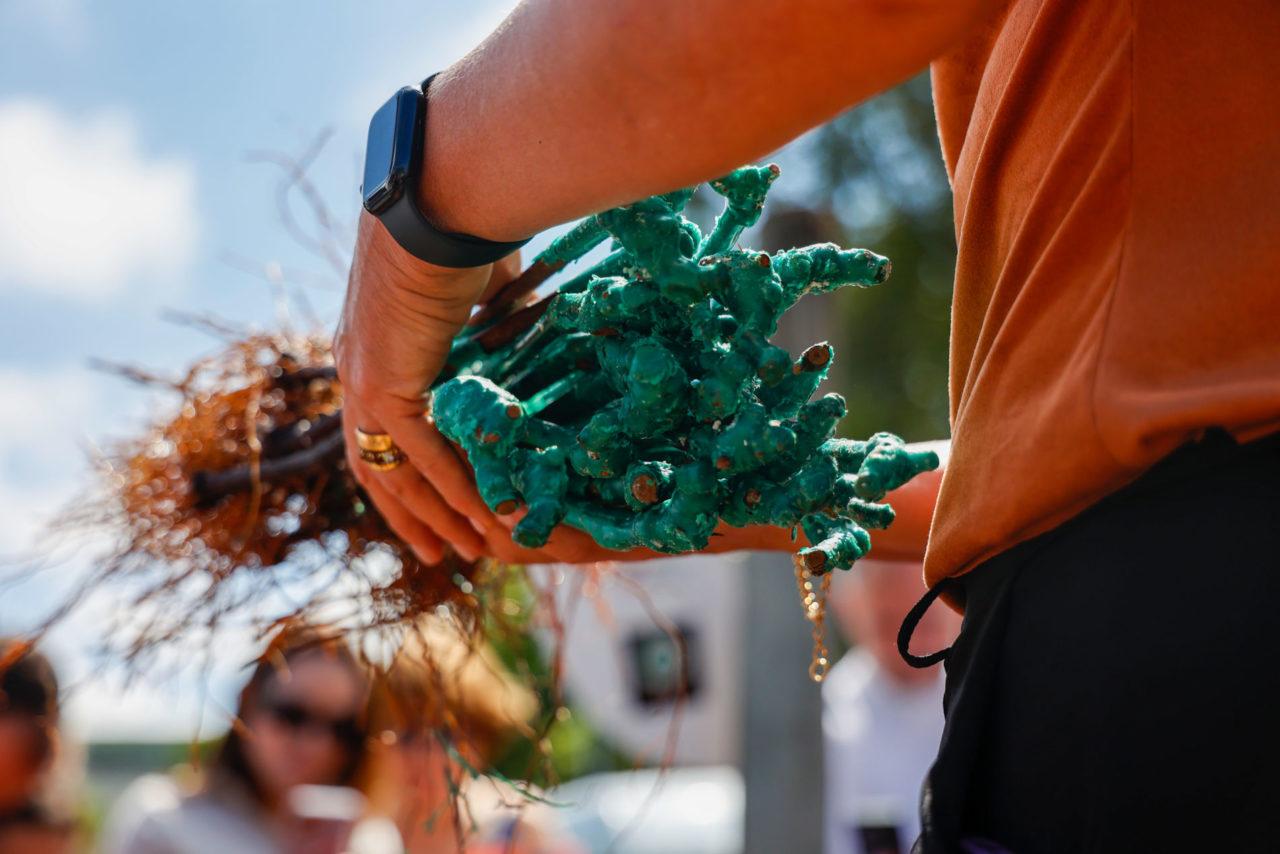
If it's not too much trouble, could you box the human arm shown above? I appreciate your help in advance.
[337,0,992,563]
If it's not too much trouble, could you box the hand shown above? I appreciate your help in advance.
[335,211,520,564]
[487,509,790,565]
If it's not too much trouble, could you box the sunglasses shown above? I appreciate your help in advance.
[263,700,365,747]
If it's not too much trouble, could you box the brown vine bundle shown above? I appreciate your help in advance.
[45,329,483,666]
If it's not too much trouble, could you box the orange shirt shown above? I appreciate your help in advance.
[925,0,1280,587]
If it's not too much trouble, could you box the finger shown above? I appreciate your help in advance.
[370,460,484,562]
[346,440,445,564]
[343,400,448,564]
[381,403,497,531]
[497,509,653,564]
[482,529,557,565]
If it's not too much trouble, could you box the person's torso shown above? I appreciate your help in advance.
[926,0,1280,584]
[822,651,946,854]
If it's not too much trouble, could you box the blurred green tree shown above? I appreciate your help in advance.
[761,73,955,442]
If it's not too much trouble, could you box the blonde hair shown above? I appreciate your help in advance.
[367,618,536,767]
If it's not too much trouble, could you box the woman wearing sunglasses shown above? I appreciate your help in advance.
[104,623,399,854]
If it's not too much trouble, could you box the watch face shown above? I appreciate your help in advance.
[362,87,421,215]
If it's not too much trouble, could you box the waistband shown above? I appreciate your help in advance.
[897,427,1280,668]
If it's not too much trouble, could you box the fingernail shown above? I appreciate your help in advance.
[457,544,480,563]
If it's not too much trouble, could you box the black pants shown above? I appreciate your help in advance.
[911,430,1280,853]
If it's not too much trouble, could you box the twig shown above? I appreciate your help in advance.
[244,128,350,276]
[269,366,338,388]
[468,259,564,328]
[259,410,342,458]
[475,294,555,352]
[192,428,345,505]
[87,358,183,391]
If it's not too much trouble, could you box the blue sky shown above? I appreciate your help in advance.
[0,0,532,740]
[0,1,919,743]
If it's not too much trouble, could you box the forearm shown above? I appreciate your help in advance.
[420,0,997,241]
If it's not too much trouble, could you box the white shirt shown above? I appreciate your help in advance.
[822,649,946,854]
[100,774,402,854]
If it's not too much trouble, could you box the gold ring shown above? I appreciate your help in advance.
[355,428,404,472]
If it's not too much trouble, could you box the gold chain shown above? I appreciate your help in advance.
[794,563,832,682]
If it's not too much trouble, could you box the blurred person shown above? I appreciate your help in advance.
[335,0,1280,848]
[102,623,398,854]
[365,618,582,854]
[823,560,961,854]
[0,639,79,854]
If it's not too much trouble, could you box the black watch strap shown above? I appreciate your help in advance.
[377,75,529,268]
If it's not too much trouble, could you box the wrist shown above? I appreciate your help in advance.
[358,211,468,294]
[415,72,530,244]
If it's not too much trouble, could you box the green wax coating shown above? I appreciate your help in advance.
[797,513,872,573]
[597,199,716,303]
[690,350,754,422]
[522,417,576,451]
[503,333,595,395]
[557,249,630,295]
[709,402,795,475]
[432,376,524,512]
[548,277,661,333]
[617,338,688,437]
[733,329,792,387]
[698,164,780,258]
[428,164,938,570]
[824,437,871,473]
[722,454,838,528]
[763,394,847,481]
[772,245,892,303]
[585,476,627,506]
[564,461,720,553]
[756,344,834,419]
[623,460,675,511]
[538,216,608,267]
[843,495,896,530]
[713,252,784,336]
[852,432,940,501]
[573,404,632,479]
[659,186,697,212]
[521,371,587,416]
[510,447,569,547]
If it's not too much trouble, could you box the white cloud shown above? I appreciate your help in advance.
[0,100,199,300]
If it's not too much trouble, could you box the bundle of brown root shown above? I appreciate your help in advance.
[46,330,486,665]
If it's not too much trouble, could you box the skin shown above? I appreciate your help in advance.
[336,0,998,564]
[0,714,49,810]
[240,651,366,808]
[372,732,457,854]
[373,733,571,854]
[0,717,73,854]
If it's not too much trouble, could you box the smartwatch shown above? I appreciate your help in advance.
[361,76,529,268]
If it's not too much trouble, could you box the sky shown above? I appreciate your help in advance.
[0,0,536,741]
[0,0,911,745]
